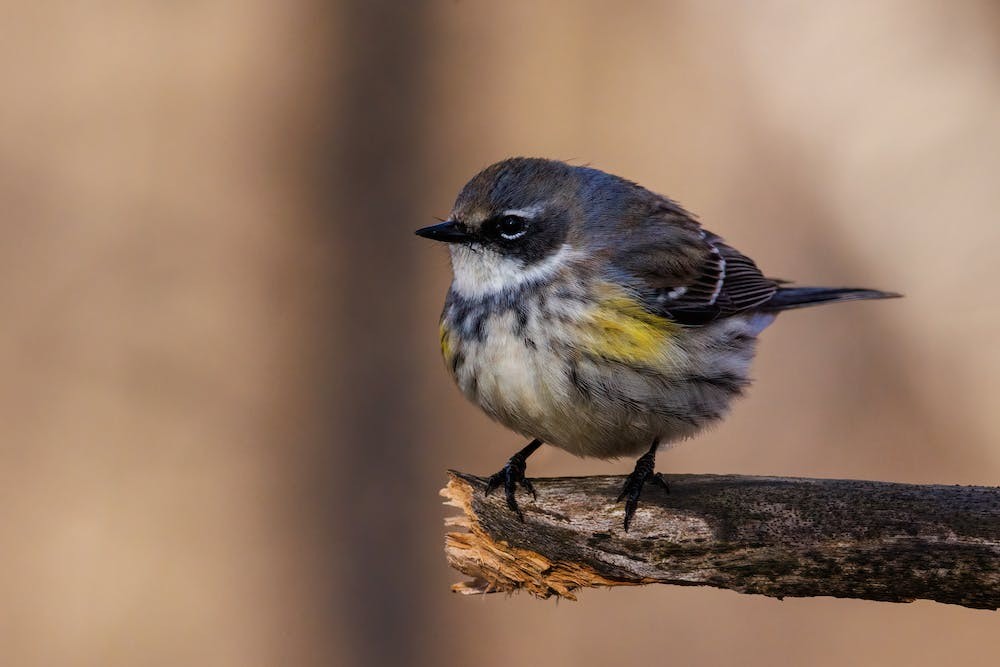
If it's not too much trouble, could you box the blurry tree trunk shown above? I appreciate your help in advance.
[325,2,430,666]
[443,472,1000,609]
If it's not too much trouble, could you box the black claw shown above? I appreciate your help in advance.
[484,474,502,497]
[484,440,541,522]
[484,460,527,521]
[651,473,670,493]
[617,443,668,531]
[504,484,523,521]
[623,499,638,531]
[619,474,645,531]
[520,476,537,500]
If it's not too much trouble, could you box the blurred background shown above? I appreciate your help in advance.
[2,1,999,665]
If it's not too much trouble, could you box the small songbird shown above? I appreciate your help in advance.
[416,158,898,530]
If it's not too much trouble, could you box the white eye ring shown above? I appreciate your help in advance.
[497,215,528,240]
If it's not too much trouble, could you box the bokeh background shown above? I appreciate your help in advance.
[2,1,1000,665]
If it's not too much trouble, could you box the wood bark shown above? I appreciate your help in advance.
[442,471,1000,609]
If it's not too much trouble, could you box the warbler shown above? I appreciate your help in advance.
[416,157,898,530]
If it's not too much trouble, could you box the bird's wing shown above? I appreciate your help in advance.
[613,208,778,325]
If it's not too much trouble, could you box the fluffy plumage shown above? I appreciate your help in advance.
[418,157,899,526]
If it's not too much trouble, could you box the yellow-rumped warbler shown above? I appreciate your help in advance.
[416,157,898,530]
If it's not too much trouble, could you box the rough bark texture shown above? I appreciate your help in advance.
[442,471,1000,609]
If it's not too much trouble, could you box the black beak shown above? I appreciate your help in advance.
[414,220,474,243]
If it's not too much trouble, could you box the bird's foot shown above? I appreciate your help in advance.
[484,450,537,522]
[617,449,669,531]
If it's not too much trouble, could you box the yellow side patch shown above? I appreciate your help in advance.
[440,320,454,365]
[579,284,677,364]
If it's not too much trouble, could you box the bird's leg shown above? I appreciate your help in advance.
[485,439,543,521]
[617,439,670,531]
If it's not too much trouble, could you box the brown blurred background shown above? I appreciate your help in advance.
[2,1,999,665]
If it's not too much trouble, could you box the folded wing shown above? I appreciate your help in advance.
[613,205,778,325]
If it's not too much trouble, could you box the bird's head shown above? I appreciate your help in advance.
[416,157,636,297]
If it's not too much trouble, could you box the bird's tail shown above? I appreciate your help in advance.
[764,286,901,311]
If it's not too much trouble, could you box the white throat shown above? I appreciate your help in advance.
[449,243,579,298]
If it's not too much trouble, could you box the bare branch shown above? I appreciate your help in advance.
[442,471,1000,609]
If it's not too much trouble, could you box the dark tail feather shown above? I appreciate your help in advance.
[765,286,902,311]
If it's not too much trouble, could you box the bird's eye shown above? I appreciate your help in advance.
[496,215,528,240]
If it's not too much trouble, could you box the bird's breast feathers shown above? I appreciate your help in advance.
[438,278,761,457]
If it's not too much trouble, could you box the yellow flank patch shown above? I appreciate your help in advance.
[579,284,677,364]
[440,320,453,365]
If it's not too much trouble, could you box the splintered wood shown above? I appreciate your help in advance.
[442,475,633,599]
[442,470,1000,608]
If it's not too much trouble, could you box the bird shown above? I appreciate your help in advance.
[416,157,899,531]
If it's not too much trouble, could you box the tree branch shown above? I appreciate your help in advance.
[442,471,1000,609]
